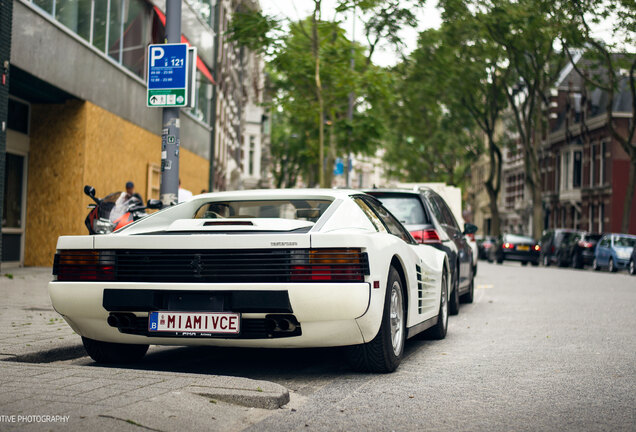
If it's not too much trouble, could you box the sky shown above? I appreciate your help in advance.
[260,0,442,67]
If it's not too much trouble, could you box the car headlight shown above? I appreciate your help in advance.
[94,218,115,234]
[616,250,631,260]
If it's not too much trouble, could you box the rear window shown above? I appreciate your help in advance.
[369,195,429,225]
[505,234,534,243]
[193,199,333,222]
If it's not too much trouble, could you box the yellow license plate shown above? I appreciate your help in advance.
[516,245,530,251]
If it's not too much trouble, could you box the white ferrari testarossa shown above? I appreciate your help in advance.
[50,189,450,372]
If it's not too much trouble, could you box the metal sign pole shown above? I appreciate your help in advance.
[160,0,182,206]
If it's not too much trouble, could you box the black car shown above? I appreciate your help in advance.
[476,235,497,260]
[364,188,477,315]
[561,232,603,268]
[489,233,540,266]
[539,228,579,267]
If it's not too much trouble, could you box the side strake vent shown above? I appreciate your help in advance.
[53,249,369,283]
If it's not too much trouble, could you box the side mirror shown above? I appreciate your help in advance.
[84,185,96,198]
[146,199,163,210]
[464,223,478,235]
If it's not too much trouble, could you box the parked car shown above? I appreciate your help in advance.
[476,236,497,260]
[364,188,477,315]
[50,189,450,373]
[539,229,579,267]
[488,233,541,266]
[562,232,603,268]
[593,233,636,272]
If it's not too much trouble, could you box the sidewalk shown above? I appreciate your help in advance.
[0,267,289,431]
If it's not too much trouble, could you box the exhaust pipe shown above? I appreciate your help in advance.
[107,314,120,327]
[265,316,299,333]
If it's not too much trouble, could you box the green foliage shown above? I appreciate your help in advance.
[225,9,281,54]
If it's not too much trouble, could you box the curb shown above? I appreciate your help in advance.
[3,343,86,363]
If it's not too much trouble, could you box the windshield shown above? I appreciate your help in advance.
[193,199,333,222]
[370,195,429,225]
[98,192,141,222]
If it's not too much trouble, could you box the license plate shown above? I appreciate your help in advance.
[516,245,530,251]
[148,312,240,334]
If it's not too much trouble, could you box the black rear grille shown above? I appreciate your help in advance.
[54,249,369,283]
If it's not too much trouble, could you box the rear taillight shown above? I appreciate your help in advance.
[578,241,593,248]
[410,229,442,244]
[290,249,367,282]
[53,250,115,281]
[534,245,541,251]
[503,242,514,249]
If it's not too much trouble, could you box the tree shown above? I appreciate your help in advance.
[436,0,511,235]
[226,2,415,187]
[555,0,636,233]
[481,0,566,239]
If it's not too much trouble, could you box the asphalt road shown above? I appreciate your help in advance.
[61,262,636,431]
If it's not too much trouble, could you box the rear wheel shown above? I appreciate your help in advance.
[448,273,460,315]
[521,261,528,266]
[629,259,635,275]
[347,266,405,373]
[81,337,148,364]
[424,269,449,339]
[593,258,600,271]
[608,257,617,273]
[572,253,583,269]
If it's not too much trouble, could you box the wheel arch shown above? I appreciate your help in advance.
[390,255,408,321]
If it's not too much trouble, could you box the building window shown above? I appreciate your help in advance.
[590,144,596,187]
[186,0,214,27]
[589,204,594,232]
[249,136,255,176]
[27,0,152,78]
[598,203,604,232]
[599,141,607,185]
[573,150,582,188]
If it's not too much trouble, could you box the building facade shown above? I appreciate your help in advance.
[3,0,269,267]
[540,62,636,234]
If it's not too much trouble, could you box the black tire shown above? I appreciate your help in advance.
[572,253,583,269]
[608,257,617,273]
[556,254,565,267]
[531,261,539,267]
[629,259,635,276]
[460,273,474,304]
[542,254,550,267]
[496,258,503,264]
[593,257,600,271]
[81,336,148,364]
[448,272,460,315]
[347,266,405,373]
[423,269,449,340]
[521,261,528,266]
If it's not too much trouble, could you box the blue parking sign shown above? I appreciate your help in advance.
[148,43,188,89]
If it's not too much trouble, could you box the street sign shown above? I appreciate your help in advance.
[147,43,189,107]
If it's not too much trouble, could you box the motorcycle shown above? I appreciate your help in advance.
[84,185,162,234]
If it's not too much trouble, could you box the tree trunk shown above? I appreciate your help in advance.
[622,158,636,233]
[311,1,326,187]
[485,132,502,236]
